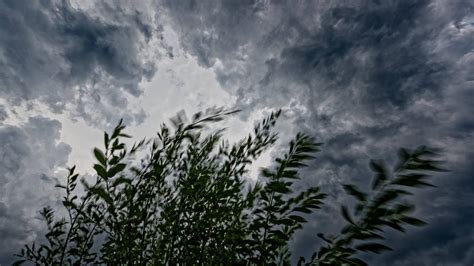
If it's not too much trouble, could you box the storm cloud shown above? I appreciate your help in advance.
[0,0,166,125]
[0,117,71,265]
[160,0,474,264]
[0,0,472,264]
[0,4,162,259]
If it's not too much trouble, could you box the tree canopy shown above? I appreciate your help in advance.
[15,108,445,265]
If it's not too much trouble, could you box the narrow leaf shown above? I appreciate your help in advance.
[93,148,107,166]
[355,243,392,253]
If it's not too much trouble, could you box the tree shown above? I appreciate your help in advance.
[14,108,445,265]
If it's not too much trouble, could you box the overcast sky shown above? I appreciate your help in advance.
[0,0,473,264]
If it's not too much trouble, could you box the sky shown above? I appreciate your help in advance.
[0,0,473,264]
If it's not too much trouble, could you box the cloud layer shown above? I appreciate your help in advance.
[0,0,167,126]
[160,0,474,264]
[0,117,71,264]
[0,0,472,264]
[0,2,163,261]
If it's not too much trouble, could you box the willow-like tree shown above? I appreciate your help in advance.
[15,108,445,265]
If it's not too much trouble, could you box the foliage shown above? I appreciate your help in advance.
[14,108,445,265]
[298,146,445,265]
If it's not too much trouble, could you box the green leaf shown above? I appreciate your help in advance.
[279,218,294,226]
[369,160,385,173]
[112,143,125,150]
[393,203,415,214]
[374,189,407,207]
[93,148,107,166]
[261,168,275,178]
[343,184,367,202]
[341,205,354,224]
[69,165,76,175]
[355,243,392,254]
[89,186,113,205]
[93,164,108,179]
[383,221,405,232]
[108,163,126,177]
[370,160,388,190]
[267,181,291,194]
[289,215,307,223]
[345,257,367,266]
[353,231,384,240]
[104,132,110,148]
[293,207,311,213]
[282,170,298,179]
[119,133,131,138]
[269,229,288,239]
[400,216,426,226]
[392,174,435,188]
[112,176,131,187]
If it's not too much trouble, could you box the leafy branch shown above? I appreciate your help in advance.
[14,108,445,266]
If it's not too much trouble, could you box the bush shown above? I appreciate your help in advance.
[14,108,445,265]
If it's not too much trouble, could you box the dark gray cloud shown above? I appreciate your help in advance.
[0,104,7,122]
[0,0,472,264]
[0,116,71,264]
[0,1,167,263]
[161,0,474,264]
[0,0,165,126]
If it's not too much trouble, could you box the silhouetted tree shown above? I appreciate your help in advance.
[14,108,445,265]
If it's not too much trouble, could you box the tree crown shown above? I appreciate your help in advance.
[15,108,445,265]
